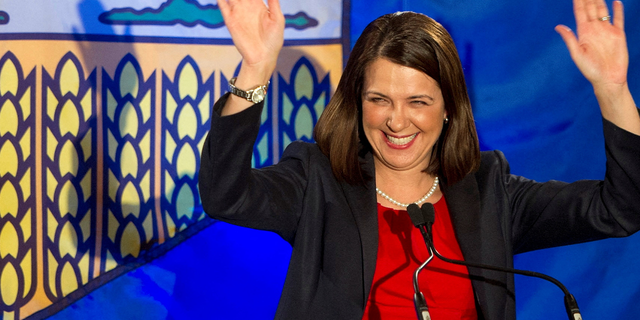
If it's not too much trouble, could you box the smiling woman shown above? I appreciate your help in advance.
[199,0,640,319]
[361,58,446,203]
[314,12,480,188]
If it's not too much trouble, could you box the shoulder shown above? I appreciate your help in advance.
[281,141,325,159]
[279,141,331,170]
[477,150,510,177]
[473,150,525,195]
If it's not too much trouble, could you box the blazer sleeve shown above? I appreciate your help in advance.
[501,117,640,254]
[198,93,309,243]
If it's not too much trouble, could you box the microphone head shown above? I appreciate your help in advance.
[407,203,426,227]
[420,203,435,227]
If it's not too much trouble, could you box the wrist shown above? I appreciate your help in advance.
[593,82,640,136]
[236,60,276,86]
[593,81,629,103]
[228,77,269,104]
[219,59,276,117]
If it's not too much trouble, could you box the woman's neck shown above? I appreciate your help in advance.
[374,162,442,210]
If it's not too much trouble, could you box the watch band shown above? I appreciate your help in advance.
[228,77,270,104]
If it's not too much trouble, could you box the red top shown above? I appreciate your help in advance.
[362,196,478,320]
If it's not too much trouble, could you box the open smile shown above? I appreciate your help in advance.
[384,132,418,148]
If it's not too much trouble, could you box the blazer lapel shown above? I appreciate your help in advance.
[442,174,492,317]
[340,152,378,307]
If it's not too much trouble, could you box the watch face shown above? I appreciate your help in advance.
[251,87,266,103]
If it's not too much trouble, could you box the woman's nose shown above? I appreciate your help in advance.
[386,106,410,132]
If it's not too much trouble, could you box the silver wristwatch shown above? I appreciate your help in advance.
[228,77,270,104]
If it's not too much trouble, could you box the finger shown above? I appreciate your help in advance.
[594,0,610,21]
[613,0,624,29]
[218,0,230,19]
[555,25,580,57]
[584,0,599,21]
[573,0,588,24]
[267,0,282,15]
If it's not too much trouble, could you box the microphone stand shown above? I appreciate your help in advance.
[412,252,434,320]
[417,203,583,320]
[407,204,434,320]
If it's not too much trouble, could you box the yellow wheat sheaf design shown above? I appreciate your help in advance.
[162,56,212,238]
[42,52,96,301]
[0,40,341,319]
[102,53,156,270]
[0,51,36,320]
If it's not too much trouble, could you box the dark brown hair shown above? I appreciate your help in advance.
[314,12,480,185]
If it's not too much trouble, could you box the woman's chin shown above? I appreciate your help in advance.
[374,155,426,172]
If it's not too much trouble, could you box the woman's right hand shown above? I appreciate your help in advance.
[219,0,284,72]
[218,0,285,115]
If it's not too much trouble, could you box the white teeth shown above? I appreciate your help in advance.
[386,133,417,145]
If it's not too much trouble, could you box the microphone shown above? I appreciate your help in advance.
[407,204,434,320]
[418,203,583,320]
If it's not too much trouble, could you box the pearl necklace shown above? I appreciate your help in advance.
[376,176,439,208]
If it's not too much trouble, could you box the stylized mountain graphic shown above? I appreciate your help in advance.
[99,0,318,30]
[0,11,9,25]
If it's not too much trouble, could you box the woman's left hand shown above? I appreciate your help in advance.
[555,0,628,88]
[556,0,639,136]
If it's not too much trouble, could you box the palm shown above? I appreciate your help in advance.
[218,0,285,67]
[556,0,628,86]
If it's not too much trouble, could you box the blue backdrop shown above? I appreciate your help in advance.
[349,1,640,319]
[48,0,640,319]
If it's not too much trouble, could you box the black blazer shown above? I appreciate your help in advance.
[199,94,640,320]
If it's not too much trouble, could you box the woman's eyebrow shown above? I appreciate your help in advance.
[364,91,434,101]
[407,94,434,101]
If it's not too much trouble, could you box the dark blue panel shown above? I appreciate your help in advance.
[50,222,292,320]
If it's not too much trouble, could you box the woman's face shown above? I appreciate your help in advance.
[362,58,446,173]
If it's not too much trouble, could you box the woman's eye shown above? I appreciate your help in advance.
[411,100,428,106]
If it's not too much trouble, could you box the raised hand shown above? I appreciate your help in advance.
[218,0,285,115]
[218,0,284,71]
[555,0,627,87]
[556,0,639,135]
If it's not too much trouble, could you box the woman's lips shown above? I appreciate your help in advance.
[383,132,418,149]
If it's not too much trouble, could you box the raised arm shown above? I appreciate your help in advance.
[218,0,285,115]
[555,0,640,135]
